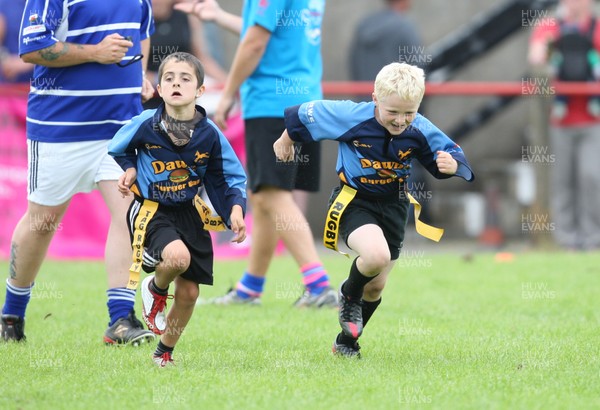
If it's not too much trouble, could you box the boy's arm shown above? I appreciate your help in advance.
[284,100,369,143]
[435,151,458,175]
[228,205,246,243]
[203,124,247,228]
[413,116,474,181]
[108,111,155,170]
[273,130,295,162]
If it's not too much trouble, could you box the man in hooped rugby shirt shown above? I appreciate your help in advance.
[0,0,156,345]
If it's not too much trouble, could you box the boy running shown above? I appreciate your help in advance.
[274,62,474,358]
[109,52,246,366]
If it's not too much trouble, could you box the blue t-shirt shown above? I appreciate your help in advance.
[240,0,324,119]
[19,0,154,142]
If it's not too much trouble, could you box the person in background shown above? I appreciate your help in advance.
[349,0,423,86]
[528,0,600,250]
[0,0,33,83]
[176,0,335,308]
[144,0,227,110]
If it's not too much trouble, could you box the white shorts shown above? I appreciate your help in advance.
[27,140,123,206]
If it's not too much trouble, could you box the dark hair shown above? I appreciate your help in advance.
[157,52,205,87]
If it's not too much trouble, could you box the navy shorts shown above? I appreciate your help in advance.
[328,186,410,260]
[127,198,214,285]
[245,117,321,193]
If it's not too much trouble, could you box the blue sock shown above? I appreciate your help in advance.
[2,279,32,318]
[235,272,265,299]
[106,288,136,326]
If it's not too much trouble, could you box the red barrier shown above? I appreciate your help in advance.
[3,81,600,96]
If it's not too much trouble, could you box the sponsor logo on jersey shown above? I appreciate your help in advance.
[397,148,413,161]
[169,168,190,183]
[353,140,372,148]
[194,151,210,162]
[23,24,45,36]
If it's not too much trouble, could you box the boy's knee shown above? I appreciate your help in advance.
[360,251,391,274]
[161,246,191,274]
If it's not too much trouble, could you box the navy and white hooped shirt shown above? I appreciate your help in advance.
[19,0,154,142]
[285,100,474,196]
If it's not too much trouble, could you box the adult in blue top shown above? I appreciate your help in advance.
[275,62,474,358]
[0,0,156,345]
[178,0,336,307]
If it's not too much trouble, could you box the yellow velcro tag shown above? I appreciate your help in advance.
[127,199,159,290]
[407,192,444,242]
[194,194,226,231]
[323,185,357,257]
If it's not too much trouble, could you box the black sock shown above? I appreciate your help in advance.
[342,257,378,299]
[154,340,174,356]
[362,298,382,328]
[150,277,168,295]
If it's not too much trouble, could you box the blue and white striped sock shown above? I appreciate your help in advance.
[2,279,32,318]
[106,288,136,326]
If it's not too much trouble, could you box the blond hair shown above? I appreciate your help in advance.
[374,62,425,103]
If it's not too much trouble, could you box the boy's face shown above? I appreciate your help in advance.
[372,92,420,135]
[157,60,204,110]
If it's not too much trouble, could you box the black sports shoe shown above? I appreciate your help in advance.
[338,282,363,338]
[0,314,26,342]
[332,337,361,358]
[104,309,155,346]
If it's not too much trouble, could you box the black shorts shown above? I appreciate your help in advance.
[245,117,321,193]
[328,186,410,260]
[127,198,214,285]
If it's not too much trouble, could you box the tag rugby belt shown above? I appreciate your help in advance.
[323,184,444,257]
[126,195,225,290]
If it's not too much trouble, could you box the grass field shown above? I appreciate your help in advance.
[0,249,599,409]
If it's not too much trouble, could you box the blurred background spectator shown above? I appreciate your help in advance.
[144,0,228,111]
[0,0,33,83]
[528,0,600,250]
[349,0,423,84]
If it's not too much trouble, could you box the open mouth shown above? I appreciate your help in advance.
[171,91,182,97]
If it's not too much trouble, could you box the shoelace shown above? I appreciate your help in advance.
[151,293,174,316]
[340,295,363,322]
[155,352,174,366]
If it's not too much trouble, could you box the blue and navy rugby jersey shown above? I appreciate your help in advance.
[19,0,153,142]
[108,105,247,227]
[285,100,474,195]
